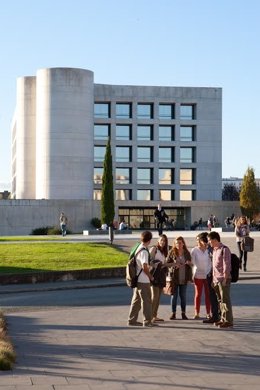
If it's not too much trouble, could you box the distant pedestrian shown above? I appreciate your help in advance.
[154,203,168,235]
[208,231,233,328]
[235,216,250,271]
[59,212,68,236]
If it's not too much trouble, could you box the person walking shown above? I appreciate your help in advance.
[154,203,168,235]
[235,216,250,271]
[59,212,68,236]
[149,234,169,323]
[127,230,157,328]
[166,236,193,320]
[191,232,211,319]
[208,231,233,328]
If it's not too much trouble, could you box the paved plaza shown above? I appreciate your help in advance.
[0,231,260,389]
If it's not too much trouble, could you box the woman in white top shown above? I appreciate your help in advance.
[191,232,212,319]
[149,234,169,323]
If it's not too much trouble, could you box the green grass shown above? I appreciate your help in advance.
[0,243,128,274]
[0,236,61,242]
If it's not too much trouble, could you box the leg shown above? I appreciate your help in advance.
[151,285,160,318]
[139,283,152,325]
[203,278,211,316]
[179,284,188,315]
[217,282,233,324]
[171,284,179,314]
[237,241,243,269]
[194,278,203,316]
[128,287,141,323]
[243,251,248,271]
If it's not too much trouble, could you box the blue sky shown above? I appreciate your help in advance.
[0,0,259,190]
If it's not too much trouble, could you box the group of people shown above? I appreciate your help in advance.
[127,226,244,329]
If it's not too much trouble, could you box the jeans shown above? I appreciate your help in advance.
[237,241,247,269]
[171,284,187,313]
[60,223,66,236]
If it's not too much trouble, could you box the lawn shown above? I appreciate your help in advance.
[0,242,128,274]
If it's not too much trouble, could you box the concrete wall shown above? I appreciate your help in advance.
[0,199,240,236]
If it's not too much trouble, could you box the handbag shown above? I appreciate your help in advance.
[240,236,254,252]
[163,280,175,295]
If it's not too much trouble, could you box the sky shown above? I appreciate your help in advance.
[0,0,259,190]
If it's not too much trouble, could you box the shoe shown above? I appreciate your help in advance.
[169,313,176,320]
[244,267,247,272]
[143,322,159,327]
[128,321,143,326]
[203,317,216,324]
[218,322,233,329]
[153,317,164,322]
[193,314,200,319]
[206,314,211,319]
[214,320,223,326]
[181,313,188,320]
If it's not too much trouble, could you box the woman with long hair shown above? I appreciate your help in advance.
[149,234,169,323]
[166,236,193,320]
[235,216,250,271]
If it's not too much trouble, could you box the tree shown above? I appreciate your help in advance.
[240,167,260,219]
[101,138,115,225]
[222,183,240,201]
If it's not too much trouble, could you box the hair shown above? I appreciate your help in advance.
[237,216,248,227]
[208,231,220,242]
[196,232,208,244]
[156,234,168,257]
[140,230,153,243]
[169,236,190,259]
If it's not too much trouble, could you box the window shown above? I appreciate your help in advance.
[159,190,174,201]
[94,146,106,162]
[180,190,195,201]
[159,147,174,163]
[137,103,153,119]
[94,124,110,140]
[137,168,153,184]
[180,169,194,185]
[158,126,174,141]
[94,103,110,118]
[180,147,195,163]
[180,104,195,120]
[93,190,102,200]
[137,147,153,162]
[180,126,195,141]
[94,168,103,184]
[116,189,131,200]
[116,146,131,162]
[159,169,174,184]
[159,104,174,119]
[137,125,153,141]
[116,103,132,118]
[116,125,131,140]
[116,168,131,184]
[137,190,152,201]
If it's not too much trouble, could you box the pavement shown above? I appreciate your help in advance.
[0,231,260,389]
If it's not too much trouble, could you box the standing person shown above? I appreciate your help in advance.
[191,232,211,319]
[154,203,168,235]
[59,212,68,237]
[235,216,250,271]
[208,231,233,328]
[166,236,193,320]
[149,234,169,323]
[128,231,157,328]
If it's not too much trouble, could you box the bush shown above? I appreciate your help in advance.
[91,217,101,229]
[0,312,16,370]
[31,226,71,235]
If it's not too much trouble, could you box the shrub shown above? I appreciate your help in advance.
[0,312,16,370]
[91,217,101,229]
[31,226,70,235]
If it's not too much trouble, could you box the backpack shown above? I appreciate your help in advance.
[126,243,146,288]
[222,246,239,283]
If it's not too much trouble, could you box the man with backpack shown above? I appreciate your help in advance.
[127,230,158,328]
[208,231,233,329]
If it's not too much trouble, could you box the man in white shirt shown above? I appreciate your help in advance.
[128,231,157,327]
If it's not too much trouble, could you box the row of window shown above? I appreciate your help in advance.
[93,189,195,201]
[94,146,195,163]
[94,124,195,141]
[94,168,195,185]
[94,103,196,120]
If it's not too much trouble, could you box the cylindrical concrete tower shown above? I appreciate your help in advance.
[15,76,36,199]
[35,68,94,199]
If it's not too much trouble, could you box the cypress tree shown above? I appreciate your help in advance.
[101,138,115,225]
[240,167,260,219]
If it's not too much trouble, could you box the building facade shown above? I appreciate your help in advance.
[11,67,222,230]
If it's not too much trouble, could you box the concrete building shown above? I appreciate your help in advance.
[9,67,226,232]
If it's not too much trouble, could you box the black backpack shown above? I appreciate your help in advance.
[222,246,239,283]
[126,243,146,288]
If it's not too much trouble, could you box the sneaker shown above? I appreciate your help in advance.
[153,317,164,322]
[143,322,159,327]
[181,313,189,320]
[193,314,200,320]
[128,321,143,326]
[169,313,176,320]
[218,322,233,329]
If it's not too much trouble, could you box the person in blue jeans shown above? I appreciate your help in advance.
[166,236,193,320]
